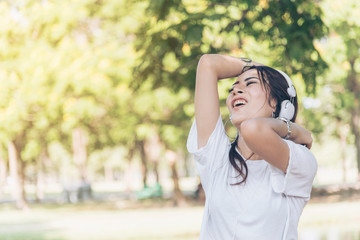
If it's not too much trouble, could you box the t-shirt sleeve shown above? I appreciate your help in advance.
[186,115,230,192]
[270,140,318,199]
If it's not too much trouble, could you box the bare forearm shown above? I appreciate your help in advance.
[241,118,313,149]
[195,54,245,147]
[241,118,289,140]
[240,118,312,172]
[196,54,247,80]
[268,118,313,148]
[240,118,290,172]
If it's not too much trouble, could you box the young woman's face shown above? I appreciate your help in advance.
[226,69,276,126]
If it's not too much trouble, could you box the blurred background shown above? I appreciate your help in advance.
[0,0,359,239]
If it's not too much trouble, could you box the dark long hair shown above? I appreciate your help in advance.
[229,66,298,185]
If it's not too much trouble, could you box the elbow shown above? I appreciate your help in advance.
[198,54,210,68]
[240,119,263,142]
[199,54,211,62]
[197,54,215,70]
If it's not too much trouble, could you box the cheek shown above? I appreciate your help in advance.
[252,89,271,111]
[252,88,267,102]
[226,95,231,107]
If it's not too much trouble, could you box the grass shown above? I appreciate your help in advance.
[0,201,202,240]
[299,200,360,240]
[0,198,360,240]
[1,176,360,240]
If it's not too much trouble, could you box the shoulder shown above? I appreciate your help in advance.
[285,140,317,162]
[284,139,318,177]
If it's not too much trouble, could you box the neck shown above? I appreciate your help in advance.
[236,135,258,160]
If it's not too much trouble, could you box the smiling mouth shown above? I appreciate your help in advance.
[232,99,247,108]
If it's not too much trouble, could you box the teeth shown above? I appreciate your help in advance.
[234,99,246,107]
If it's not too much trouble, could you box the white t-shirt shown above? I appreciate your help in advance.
[187,115,317,240]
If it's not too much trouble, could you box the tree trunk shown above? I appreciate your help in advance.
[348,60,360,181]
[144,131,162,183]
[165,150,186,206]
[153,161,160,183]
[72,128,88,182]
[351,105,360,181]
[0,156,7,199]
[18,156,27,208]
[171,162,184,205]
[124,146,136,195]
[8,141,28,210]
[337,119,348,183]
[36,149,48,201]
[138,140,148,187]
[184,156,191,177]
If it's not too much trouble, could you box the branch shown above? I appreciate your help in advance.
[220,9,249,34]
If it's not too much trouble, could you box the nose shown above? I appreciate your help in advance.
[232,86,244,95]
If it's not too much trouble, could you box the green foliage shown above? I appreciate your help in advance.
[0,0,142,177]
[297,0,360,175]
[3,0,353,184]
[312,0,360,135]
[133,0,327,94]
[21,140,41,162]
[131,0,329,156]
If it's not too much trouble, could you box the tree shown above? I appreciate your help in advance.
[132,0,328,198]
[0,0,143,207]
[318,0,360,180]
[134,0,327,92]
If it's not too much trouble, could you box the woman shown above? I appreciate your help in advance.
[187,54,317,240]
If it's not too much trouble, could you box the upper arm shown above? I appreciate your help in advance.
[241,119,290,172]
[195,55,221,148]
[270,140,318,198]
[194,54,249,148]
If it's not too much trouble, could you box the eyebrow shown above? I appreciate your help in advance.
[232,77,259,86]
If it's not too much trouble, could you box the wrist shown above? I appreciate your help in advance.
[277,117,292,139]
[239,57,252,75]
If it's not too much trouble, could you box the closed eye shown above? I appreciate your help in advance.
[246,81,256,86]
[228,88,234,93]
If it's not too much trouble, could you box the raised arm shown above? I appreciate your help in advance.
[240,118,313,172]
[195,54,250,148]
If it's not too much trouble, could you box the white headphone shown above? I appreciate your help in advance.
[276,70,296,120]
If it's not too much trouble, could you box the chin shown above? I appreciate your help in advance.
[230,118,244,127]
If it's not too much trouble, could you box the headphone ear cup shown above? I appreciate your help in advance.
[287,86,297,98]
[279,100,295,120]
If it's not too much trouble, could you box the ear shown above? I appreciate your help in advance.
[270,98,277,112]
